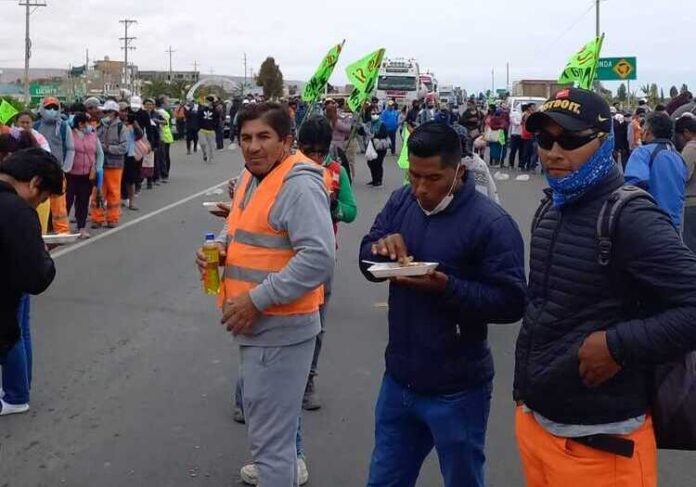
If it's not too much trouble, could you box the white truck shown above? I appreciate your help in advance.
[376,58,421,105]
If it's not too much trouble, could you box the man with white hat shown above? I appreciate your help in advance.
[90,100,127,228]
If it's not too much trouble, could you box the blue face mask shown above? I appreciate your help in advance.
[43,108,60,121]
[545,133,616,208]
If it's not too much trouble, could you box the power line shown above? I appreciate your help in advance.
[119,18,137,92]
[165,45,176,81]
[19,0,47,104]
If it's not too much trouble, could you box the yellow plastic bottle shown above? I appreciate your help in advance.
[202,233,221,295]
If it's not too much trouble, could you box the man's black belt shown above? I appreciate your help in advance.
[571,434,635,458]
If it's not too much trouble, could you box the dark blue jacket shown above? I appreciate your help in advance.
[515,168,696,424]
[359,175,527,394]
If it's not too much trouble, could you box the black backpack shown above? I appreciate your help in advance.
[533,186,696,450]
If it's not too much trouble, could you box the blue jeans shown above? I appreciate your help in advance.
[2,295,32,405]
[366,374,492,487]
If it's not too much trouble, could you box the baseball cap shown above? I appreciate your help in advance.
[118,101,129,112]
[42,96,60,108]
[102,100,120,112]
[84,97,101,109]
[130,96,143,110]
[526,87,612,134]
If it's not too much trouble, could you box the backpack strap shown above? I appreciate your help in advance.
[531,189,553,234]
[596,185,655,266]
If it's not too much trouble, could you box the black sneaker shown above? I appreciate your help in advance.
[302,376,322,411]
[233,406,245,424]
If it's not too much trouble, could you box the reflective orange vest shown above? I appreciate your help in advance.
[218,153,325,315]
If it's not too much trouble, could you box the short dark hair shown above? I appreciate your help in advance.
[635,108,647,116]
[655,104,666,112]
[408,121,462,168]
[0,130,38,160]
[16,110,34,121]
[236,102,292,139]
[676,114,696,134]
[0,147,64,195]
[72,112,89,127]
[298,116,332,153]
[646,112,674,139]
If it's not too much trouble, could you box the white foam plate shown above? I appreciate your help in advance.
[367,262,439,279]
[43,233,80,244]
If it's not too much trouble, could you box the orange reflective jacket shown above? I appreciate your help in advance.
[218,153,324,315]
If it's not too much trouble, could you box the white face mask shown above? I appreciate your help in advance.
[418,164,462,216]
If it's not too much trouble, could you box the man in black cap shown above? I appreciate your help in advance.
[513,87,696,487]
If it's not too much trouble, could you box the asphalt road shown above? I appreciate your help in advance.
[1,141,694,486]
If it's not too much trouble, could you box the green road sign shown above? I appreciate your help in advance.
[29,83,60,98]
[596,57,637,81]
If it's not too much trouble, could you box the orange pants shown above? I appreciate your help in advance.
[90,167,123,225]
[49,193,70,234]
[515,406,657,487]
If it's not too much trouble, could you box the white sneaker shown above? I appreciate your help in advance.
[240,458,309,486]
[229,143,238,151]
[0,398,30,416]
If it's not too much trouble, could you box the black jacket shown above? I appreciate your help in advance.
[0,181,55,355]
[198,105,218,132]
[514,168,696,424]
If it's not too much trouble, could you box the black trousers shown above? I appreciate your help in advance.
[65,173,93,230]
[508,135,523,168]
[175,120,185,140]
[520,139,534,170]
[186,130,198,152]
[161,144,171,179]
[368,150,387,185]
[215,126,224,149]
[388,130,397,155]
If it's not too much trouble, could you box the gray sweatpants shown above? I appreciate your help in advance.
[241,337,315,487]
[199,130,216,162]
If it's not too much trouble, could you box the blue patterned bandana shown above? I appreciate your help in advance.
[545,133,616,208]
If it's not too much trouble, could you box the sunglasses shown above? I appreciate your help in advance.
[536,130,603,151]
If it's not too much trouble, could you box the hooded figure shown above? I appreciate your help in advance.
[35,97,75,172]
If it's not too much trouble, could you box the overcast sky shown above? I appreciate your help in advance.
[0,0,693,94]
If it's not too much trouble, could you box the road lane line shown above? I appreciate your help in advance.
[52,181,227,259]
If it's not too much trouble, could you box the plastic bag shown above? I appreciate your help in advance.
[366,140,378,161]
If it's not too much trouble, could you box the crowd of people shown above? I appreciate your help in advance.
[4,82,696,487]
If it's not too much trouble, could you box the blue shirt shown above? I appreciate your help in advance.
[625,140,687,229]
[379,109,399,132]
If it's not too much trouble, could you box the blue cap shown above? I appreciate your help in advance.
[205,232,215,241]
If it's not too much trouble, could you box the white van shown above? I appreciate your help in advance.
[507,96,546,113]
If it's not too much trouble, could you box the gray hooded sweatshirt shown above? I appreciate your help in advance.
[220,161,336,347]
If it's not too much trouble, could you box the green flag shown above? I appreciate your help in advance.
[558,34,604,90]
[0,99,19,125]
[345,48,385,112]
[302,41,345,103]
[397,124,410,170]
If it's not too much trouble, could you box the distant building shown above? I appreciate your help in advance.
[139,70,200,83]
[512,80,569,98]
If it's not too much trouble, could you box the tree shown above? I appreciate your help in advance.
[169,79,190,101]
[142,79,170,99]
[681,84,690,94]
[617,83,628,102]
[660,88,665,103]
[670,86,679,98]
[649,83,659,106]
[256,57,284,99]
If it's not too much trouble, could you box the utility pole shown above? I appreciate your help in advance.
[85,48,89,70]
[506,62,510,93]
[19,0,47,105]
[491,68,495,96]
[119,19,137,92]
[596,0,600,40]
[243,53,248,97]
[192,60,199,72]
[165,45,176,81]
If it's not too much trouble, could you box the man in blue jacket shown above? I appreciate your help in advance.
[625,111,687,229]
[379,100,400,155]
[359,122,526,487]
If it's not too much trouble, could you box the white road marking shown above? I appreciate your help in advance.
[52,181,227,259]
